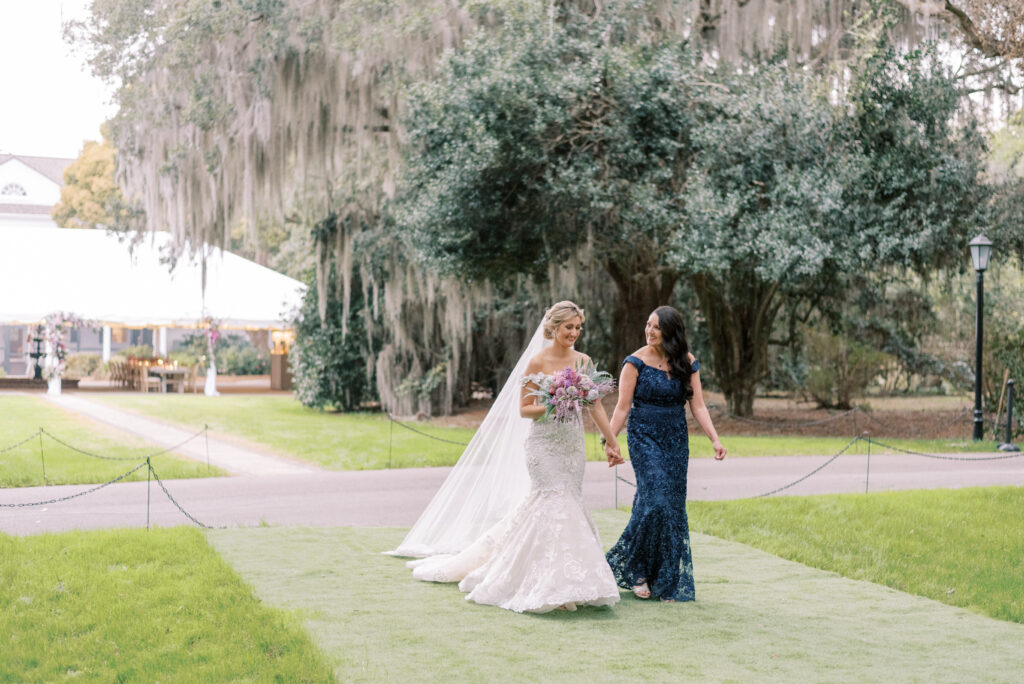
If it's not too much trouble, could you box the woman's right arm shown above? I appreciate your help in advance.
[609,362,638,435]
[520,358,547,420]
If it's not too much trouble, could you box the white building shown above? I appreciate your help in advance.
[0,154,72,229]
[0,155,303,380]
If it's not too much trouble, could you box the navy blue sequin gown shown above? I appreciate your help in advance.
[606,355,699,601]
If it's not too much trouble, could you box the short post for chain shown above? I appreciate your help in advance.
[864,435,871,494]
[146,458,152,530]
[614,465,619,509]
[999,379,1020,452]
[38,429,46,484]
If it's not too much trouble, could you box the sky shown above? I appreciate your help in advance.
[0,1,115,159]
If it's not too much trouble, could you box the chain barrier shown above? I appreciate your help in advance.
[0,429,214,529]
[611,434,864,500]
[385,413,470,446]
[752,435,864,498]
[0,429,43,454]
[38,426,209,462]
[862,436,1024,462]
[613,429,1024,505]
[147,461,215,529]
[0,461,149,508]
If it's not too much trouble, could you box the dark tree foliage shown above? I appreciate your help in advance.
[290,268,376,411]
[399,15,697,366]
[399,12,996,415]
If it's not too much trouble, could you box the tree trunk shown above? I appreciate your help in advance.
[690,273,782,417]
[605,260,678,371]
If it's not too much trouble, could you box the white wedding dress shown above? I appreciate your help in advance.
[408,384,620,613]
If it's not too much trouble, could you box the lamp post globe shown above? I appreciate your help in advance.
[969,233,993,441]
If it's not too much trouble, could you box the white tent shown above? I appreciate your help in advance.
[0,226,305,329]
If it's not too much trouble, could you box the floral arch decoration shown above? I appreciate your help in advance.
[42,311,92,381]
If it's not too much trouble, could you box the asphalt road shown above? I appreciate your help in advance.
[2,393,1023,536]
[4,448,1024,536]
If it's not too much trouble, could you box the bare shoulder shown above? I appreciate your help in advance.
[575,352,592,367]
[631,345,652,362]
[525,353,547,374]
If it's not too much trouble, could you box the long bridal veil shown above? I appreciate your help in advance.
[386,321,549,557]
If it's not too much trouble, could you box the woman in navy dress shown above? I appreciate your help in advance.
[604,305,726,601]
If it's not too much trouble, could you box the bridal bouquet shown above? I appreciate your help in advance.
[524,364,616,423]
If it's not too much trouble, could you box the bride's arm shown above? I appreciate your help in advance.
[587,400,618,447]
[519,358,547,420]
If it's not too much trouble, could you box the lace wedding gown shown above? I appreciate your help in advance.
[408,393,620,613]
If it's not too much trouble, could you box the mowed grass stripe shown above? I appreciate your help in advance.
[207,508,1024,682]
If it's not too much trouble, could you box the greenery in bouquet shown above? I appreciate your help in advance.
[524,365,616,423]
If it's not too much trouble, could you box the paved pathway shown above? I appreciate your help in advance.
[3,394,1023,535]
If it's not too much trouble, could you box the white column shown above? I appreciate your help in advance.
[44,338,60,395]
[102,326,111,362]
[158,327,168,356]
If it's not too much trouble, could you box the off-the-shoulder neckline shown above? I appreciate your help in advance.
[625,354,699,372]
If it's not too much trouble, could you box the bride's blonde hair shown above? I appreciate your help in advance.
[542,301,585,340]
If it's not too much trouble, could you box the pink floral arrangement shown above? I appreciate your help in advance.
[41,311,90,381]
[524,364,616,423]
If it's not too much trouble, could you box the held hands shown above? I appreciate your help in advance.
[604,441,624,467]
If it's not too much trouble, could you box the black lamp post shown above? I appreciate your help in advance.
[969,233,993,442]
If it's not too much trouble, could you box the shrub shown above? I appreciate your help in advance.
[804,329,890,409]
[290,269,375,411]
[114,344,154,359]
[988,325,1024,439]
[65,353,102,379]
[217,341,269,375]
[168,350,202,370]
[171,332,268,375]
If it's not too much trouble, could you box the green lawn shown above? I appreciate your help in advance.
[0,526,334,682]
[689,486,1024,624]
[94,394,475,470]
[0,396,225,487]
[94,394,996,470]
[206,510,1024,682]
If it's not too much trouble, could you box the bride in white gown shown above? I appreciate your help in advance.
[393,301,623,613]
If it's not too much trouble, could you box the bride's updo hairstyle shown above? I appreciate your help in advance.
[543,301,585,340]
[653,305,694,401]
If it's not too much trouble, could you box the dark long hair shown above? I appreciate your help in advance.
[653,305,694,401]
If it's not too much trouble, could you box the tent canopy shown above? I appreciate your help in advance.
[1,227,305,329]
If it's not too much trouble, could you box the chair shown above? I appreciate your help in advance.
[164,368,184,393]
[139,365,161,393]
[114,360,130,388]
[185,364,201,393]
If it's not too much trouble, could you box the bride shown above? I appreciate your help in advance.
[389,301,623,613]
